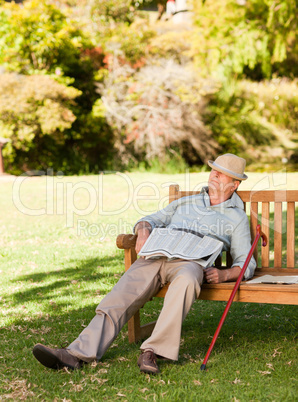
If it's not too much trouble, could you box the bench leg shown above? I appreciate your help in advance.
[128,311,142,343]
[128,311,158,344]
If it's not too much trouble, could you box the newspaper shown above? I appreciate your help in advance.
[138,228,223,268]
[246,275,298,285]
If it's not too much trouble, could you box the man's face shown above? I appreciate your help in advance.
[208,169,239,199]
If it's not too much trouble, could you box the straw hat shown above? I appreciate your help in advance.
[208,153,248,181]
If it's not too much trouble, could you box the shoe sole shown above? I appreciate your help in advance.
[139,367,160,374]
[137,362,160,374]
[32,344,75,370]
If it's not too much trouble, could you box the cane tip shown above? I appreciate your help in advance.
[200,364,206,371]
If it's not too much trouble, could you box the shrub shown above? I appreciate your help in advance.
[203,78,297,165]
[0,0,101,108]
[149,30,193,64]
[191,0,297,79]
[0,73,80,172]
[101,21,156,66]
[0,0,114,174]
[94,58,219,168]
[0,72,114,174]
[0,1,88,73]
[91,0,152,24]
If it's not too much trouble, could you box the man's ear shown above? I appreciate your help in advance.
[233,180,240,191]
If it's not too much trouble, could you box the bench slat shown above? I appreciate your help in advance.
[250,202,258,262]
[169,184,180,203]
[155,282,298,305]
[261,202,270,268]
[176,190,298,203]
[287,202,295,268]
[274,202,283,268]
[238,190,298,202]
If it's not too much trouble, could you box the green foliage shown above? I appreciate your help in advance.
[91,0,153,24]
[103,21,155,66]
[203,78,297,166]
[149,30,193,63]
[0,0,90,74]
[205,82,274,151]
[0,73,79,172]
[239,79,298,133]
[92,0,137,24]
[0,0,103,109]
[0,0,113,174]
[191,0,297,79]
[0,0,297,173]
[131,150,190,174]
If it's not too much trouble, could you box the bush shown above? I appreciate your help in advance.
[94,58,219,168]
[0,0,114,174]
[91,0,152,24]
[0,0,103,108]
[191,0,297,79]
[101,21,155,66]
[203,78,297,165]
[0,73,114,174]
[0,73,79,172]
[0,1,88,72]
[149,30,193,64]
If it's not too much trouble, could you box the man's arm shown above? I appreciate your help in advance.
[133,198,181,254]
[204,266,241,284]
[134,221,152,255]
[133,198,180,236]
[204,214,256,284]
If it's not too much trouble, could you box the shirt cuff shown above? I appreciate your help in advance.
[133,219,156,234]
[232,262,256,280]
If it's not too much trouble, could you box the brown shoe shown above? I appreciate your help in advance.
[33,343,82,370]
[137,350,160,374]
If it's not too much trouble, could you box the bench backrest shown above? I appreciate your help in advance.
[169,185,298,270]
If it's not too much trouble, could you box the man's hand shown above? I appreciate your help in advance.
[134,221,152,255]
[135,228,151,255]
[204,266,241,284]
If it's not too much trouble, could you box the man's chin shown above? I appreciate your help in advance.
[208,182,220,192]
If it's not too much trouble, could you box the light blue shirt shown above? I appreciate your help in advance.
[134,187,256,279]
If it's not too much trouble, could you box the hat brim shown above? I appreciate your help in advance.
[208,160,248,181]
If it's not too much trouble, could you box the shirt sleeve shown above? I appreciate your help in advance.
[133,199,180,234]
[230,215,257,279]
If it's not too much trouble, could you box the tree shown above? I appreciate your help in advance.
[0,0,112,174]
[191,0,297,79]
[0,73,80,172]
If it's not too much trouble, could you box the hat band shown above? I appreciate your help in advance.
[211,161,247,180]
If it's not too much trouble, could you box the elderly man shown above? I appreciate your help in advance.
[33,153,256,374]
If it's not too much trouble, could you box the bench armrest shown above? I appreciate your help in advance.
[116,234,137,249]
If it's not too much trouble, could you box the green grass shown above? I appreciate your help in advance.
[0,172,297,401]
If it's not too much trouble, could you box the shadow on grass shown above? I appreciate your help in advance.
[0,297,296,374]
[0,301,296,401]
[7,253,124,310]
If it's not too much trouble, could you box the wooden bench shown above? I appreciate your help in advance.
[116,185,298,343]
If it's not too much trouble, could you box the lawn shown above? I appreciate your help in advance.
[0,171,297,401]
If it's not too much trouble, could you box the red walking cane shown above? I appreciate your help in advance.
[200,224,267,371]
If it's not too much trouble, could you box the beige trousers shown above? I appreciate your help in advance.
[67,258,204,362]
